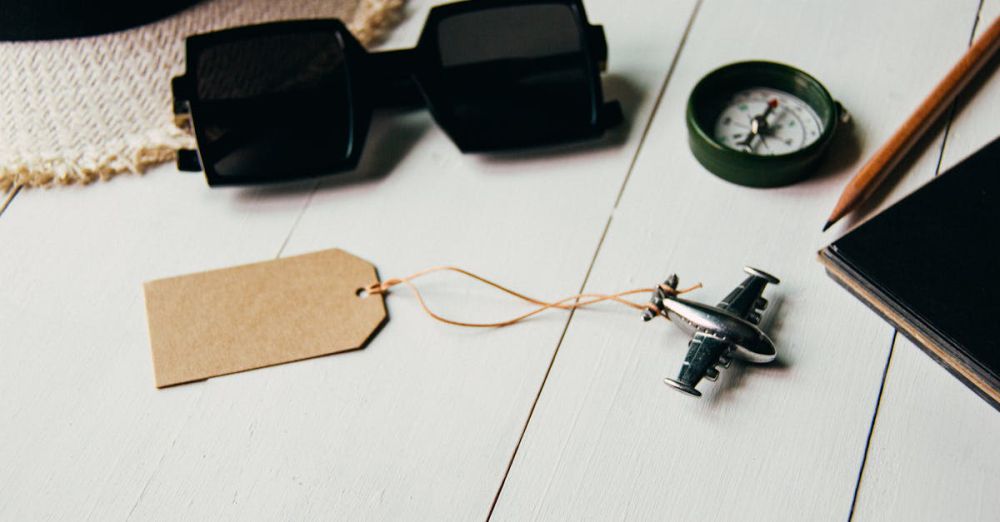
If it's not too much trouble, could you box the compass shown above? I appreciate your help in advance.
[686,61,845,187]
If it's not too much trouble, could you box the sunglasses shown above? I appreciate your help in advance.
[171,0,621,186]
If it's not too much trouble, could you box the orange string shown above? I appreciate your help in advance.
[362,266,702,328]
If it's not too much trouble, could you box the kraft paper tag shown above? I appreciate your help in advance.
[143,248,386,388]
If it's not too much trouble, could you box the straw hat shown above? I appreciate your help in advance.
[0,0,405,191]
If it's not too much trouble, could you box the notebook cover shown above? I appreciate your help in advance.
[820,135,1000,408]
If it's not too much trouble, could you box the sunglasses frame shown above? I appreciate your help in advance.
[173,0,619,186]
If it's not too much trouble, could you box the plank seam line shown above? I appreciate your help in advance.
[611,0,704,211]
[932,0,984,181]
[847,6,982,517]
[275,181,319,258]
[483,214,614,521]
[121,389,206,522]
[846,331,896,522]
[485,2,705,518]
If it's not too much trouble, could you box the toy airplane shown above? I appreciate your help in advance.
[643,267,779,397]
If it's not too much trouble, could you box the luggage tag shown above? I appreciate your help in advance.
[144,249,385,387]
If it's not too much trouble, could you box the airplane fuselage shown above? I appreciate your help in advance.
[660,296,776,363]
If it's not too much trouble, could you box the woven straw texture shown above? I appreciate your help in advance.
[0,0,405,191]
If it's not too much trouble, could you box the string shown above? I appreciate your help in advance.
[362,266,702,328]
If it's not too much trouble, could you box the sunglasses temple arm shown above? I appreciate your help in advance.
[588,25,608,72]
[170,74,203,172]
[366,48,425,109]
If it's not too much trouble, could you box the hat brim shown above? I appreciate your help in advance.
[0,0,203,41]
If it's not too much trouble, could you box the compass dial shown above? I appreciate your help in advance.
[713,87,823,155]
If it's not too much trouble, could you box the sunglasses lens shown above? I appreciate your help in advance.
[191,29,352,182]
[432,3,595,150]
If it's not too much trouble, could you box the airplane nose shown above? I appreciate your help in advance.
[742,333,777,364]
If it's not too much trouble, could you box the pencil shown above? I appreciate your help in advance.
[823,14,1000,232]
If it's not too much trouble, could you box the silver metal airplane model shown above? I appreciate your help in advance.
[643,267,779,397]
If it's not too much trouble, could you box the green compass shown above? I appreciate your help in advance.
[686,61,846,187]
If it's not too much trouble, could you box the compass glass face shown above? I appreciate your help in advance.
[713,87,823,155]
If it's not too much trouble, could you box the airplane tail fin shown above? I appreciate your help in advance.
[744,266,779,284]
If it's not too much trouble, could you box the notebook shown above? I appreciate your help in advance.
[819,135,1000,409]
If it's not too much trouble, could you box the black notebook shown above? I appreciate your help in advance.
[820,135,1000,409]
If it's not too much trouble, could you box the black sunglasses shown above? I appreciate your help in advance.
[172,0,621,186]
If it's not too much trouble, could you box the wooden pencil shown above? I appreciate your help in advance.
[823,14,1000,231]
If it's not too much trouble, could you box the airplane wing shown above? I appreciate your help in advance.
[665,331,733,397]
[716,267,779,323]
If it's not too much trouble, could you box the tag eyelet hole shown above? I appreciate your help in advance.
[356,287,369,299]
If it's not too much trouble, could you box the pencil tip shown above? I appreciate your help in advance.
[822,221,833,232]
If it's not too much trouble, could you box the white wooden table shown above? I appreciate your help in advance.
[2,0,999,520]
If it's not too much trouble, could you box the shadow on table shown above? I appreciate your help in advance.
[840,119,946,232]
[839,49,1000,231]
[705,293,792,407]
[800,119,863,188]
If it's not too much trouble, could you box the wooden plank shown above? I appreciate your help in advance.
[851,342,1000,522]
[852,2,1000,520]
[0,169,312,520]
[489,0,980,520]
[0,0,698,519]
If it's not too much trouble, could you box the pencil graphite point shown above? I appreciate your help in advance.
[822,221,833,232]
